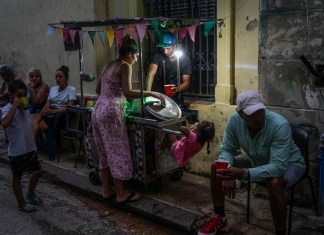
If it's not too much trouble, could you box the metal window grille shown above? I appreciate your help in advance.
[145,0,217,101]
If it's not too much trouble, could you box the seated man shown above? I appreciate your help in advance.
[198,90,305,235]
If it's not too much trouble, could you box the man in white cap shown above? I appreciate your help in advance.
[198,90,305,235]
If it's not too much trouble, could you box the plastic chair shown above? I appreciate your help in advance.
[246,124,318,235]
[57,105,87,168]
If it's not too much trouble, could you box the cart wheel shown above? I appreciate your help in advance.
[89,171,101,185]
[154,178,162,194]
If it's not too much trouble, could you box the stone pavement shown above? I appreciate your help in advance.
[0,134,323,234]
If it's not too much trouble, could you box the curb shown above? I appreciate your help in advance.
[0,152,202,234]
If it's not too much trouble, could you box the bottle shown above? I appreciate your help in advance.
[18,95,29,110]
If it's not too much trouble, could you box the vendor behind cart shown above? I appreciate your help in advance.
[92,35,165,203]
[146,32,191,105]
[146,32,192,181]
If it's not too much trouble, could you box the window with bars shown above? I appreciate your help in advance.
[145,0,217,101]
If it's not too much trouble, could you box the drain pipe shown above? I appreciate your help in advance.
[318,134,324,215]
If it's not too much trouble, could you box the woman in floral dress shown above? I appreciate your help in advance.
[92,35,164,203]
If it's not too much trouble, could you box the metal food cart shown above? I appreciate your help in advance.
[49,18,196,191]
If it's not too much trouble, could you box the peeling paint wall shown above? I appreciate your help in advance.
[259,0,324,200]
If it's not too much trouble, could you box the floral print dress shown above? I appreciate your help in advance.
[91,61,133,180]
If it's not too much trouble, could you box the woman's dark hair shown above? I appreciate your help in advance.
[196,121,215,154]
[8,80,27,93]
[56,65,69,79]
[119,35,139,57]
[0,65,15,77]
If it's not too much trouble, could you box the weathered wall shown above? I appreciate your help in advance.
[258,0,324,201]
[0,0,97,92]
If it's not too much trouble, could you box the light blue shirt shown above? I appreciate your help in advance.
[1,103,36,157]
[219,109,305,182]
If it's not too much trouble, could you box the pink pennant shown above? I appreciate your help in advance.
[188,24,198,43]
[127,25,138,42]
[69,30,77,44]
[179,27,188,42]
[148,30,155,43]
[115,28,124,47]
[136,24,147,43]
[63,29,70,43]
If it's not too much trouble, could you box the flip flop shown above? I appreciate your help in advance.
[117,192,142,204]
[103,192,116,201]
[18,204,37,213]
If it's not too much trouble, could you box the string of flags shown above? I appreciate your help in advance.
[46,19,226,48]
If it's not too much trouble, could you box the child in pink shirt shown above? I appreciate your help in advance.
[168,121,215,167]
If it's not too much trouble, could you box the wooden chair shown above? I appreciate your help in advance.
[246,124,318,235]
[57,105,87,168]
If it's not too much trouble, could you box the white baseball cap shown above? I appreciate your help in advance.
[236,90,266,115]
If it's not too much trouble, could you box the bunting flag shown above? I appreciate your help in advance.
[179,27,188,42]
[88,31,96,46]
[115,28,124,47]
[46,26,56,36]
[47,20,219,48]
[127,25,138,42]
[150,19,161,42]
[188,24,198,43]
[136,24,147,43]
[106,29,115,48]
[63,29,70,42]
[204,20,215,37]
[148,30,155,43]
[56,27,63,35]
[98,30,107,46]
[69,30,78,44]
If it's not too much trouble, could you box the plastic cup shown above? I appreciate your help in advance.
[164,84,176,97]
[19,96,29,110]
[86,100,94,108]
[215,160,229,170]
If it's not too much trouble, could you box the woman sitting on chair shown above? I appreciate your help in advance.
[27,67,50,114]
[32,65,77,150]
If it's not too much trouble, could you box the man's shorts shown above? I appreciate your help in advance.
[9,151,41,178]
[233,154,305,189]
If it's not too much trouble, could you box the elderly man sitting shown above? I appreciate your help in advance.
[198,90,305,235]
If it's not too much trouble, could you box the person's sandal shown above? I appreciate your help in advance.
[18,204,37,213]
[25,194,43,205]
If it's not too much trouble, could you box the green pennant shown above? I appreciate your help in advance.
[150,19,162,41]
[204,20,215,37]
[88,31,96,46]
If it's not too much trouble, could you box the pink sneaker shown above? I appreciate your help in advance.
[198,214,229,235]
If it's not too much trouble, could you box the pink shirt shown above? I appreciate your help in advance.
[171,131,203,166]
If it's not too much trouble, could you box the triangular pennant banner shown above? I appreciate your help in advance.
[179,27,188,42]
[56,28,63,35]
[46,26,56,36]
[98,30,107,46]
[148,30,155,43]
[79,30,85,40]
[188,24,198,43]
[69,30,77,44]
[127,25,138,42]
[106,29,115,48]
[136,24,147,43]
[63,29,70,43]
[150,19,161,42]
[115,28,124,47]
[88,31,96,46]
[204,20,215,37]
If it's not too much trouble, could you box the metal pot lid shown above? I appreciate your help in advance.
[144,94,181,120]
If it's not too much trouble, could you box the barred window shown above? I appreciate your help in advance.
[145,0,217,101]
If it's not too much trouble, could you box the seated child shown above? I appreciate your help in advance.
[168,120,215,167]
[1,80,43,213]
